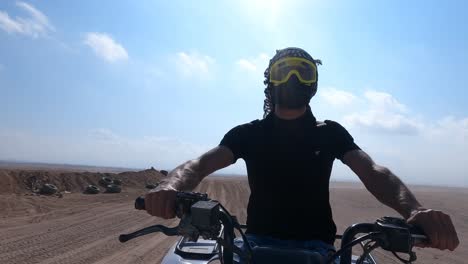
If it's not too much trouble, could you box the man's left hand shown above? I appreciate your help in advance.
[407,209,459,251]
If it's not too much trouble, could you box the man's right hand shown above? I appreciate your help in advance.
[143,146,234,218]
[145,188,177,219]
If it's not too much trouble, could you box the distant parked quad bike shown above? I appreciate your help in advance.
[105,184,122,193]
[40,183,58,195]
[84,184,100,194]
[120,192,428,264]
[99,177,113,187]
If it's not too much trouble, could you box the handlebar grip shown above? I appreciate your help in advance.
[135,196,145,210]
[409,225,429,245]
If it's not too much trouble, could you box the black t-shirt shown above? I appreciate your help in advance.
[219,108,360,244]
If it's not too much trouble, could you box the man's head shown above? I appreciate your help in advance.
[263,47,321,117]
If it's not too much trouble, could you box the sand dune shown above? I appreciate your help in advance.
[0,169,466,264]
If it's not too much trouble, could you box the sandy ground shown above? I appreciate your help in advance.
[0,172,466,264]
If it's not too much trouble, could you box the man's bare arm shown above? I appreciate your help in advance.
[342,149,422,218]
[343,149,459,250]
[157,146,235,191]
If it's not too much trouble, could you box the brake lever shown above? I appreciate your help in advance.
[120,192,213,243]
[120,193,205,243]
[119,213,203,243]
[119,224,179,243]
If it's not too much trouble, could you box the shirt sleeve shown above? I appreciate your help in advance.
[219,124,248,163]
[325,120,361,161]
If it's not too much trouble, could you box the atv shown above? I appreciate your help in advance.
[120,192,427,264]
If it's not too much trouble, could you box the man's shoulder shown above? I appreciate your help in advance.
[225,119,263,136]
[315,119,351,135]
[235,118,264,129]
[321,119,346,129]
[314,119,337,128]
[319,120,356,143]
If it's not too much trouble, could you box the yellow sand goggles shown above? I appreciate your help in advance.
[269,57,317,86]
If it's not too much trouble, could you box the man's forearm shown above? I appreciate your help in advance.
[154,146,234,192]
[364,165,424,219]
[344,150,459,251]
[158,159,206,191]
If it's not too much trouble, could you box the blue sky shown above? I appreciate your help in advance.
[1,0,467,186]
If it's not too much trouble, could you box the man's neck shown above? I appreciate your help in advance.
[274,105,307,120]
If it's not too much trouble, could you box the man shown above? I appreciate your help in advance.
[145,47,459,259]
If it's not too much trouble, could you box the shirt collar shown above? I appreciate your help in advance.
[265,107,317,128]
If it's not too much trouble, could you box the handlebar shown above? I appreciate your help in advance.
[120,192,428,264]
[120,192,222,242]
[336,217,428,264]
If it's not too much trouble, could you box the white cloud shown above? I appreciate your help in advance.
[175,52,215,79]
[1,114,467,185]
[344,112,422,135]
[236,53,269,73]
[84,32,129,63]
[0,11,21,33]
[320,87,357,107]
[325,89,468,186]
[372,116,468,187]
[343,90,423,135]
[90,118,464,185]
[425,116,468,144]
[364,90,407,113]
[0,1,54,38]
[237,59,257,72]
[231,53,270,92]
[0,129,211,170]
[90,128,121,142]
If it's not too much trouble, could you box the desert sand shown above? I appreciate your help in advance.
[0,167,466,264]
